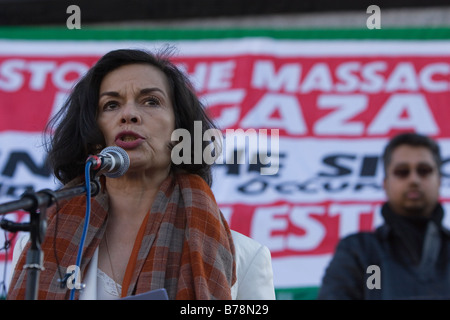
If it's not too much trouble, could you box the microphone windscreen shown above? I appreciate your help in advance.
[100,146,130,178]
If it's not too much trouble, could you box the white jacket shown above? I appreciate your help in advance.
[230,230,275,299]
[9,230,275,300]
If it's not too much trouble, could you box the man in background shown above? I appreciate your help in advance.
[318,132,450,299]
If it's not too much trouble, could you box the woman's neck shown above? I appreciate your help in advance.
[104,170,170,221]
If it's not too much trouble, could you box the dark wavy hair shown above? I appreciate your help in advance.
[45,48,218,186]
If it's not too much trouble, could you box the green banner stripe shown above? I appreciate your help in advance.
[275,286,320,300]
[0,26,450,40]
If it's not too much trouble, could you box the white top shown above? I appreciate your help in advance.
[96,269,122,300]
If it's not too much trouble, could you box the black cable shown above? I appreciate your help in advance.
[0,216,17,299]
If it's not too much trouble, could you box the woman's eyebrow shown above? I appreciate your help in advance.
[99,88,167,98]
[139,87,167,98]
[99,91,120,98]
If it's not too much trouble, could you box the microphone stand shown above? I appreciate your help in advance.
[0,179,100,300]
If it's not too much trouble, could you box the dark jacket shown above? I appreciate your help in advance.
[318,203,450,299]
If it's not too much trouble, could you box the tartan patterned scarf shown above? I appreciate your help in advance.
[8,173,236,300]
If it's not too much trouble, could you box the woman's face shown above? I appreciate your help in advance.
[97,63,175,174]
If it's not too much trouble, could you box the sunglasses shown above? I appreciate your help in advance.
[392,165,435,179]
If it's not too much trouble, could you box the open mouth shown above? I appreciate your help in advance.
[115,131,145,149]
[120,135,138,142]
[116,131,144,141]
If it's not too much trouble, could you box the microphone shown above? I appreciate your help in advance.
[87,146,130,178]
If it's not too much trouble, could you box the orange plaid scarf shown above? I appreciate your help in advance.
[8,173,236,300]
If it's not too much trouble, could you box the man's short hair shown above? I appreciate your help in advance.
[382,132,442,176]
